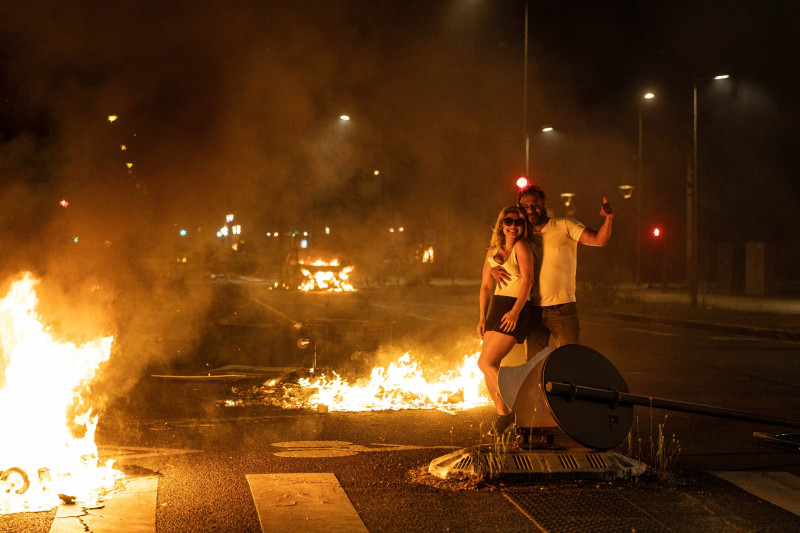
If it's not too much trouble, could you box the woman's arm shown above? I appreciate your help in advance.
[499,240,534,332]
[478,250,494,339]
[513,239,534,310]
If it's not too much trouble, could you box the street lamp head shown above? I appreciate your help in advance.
[714,74,730,80]
[643,92,655,100]
[339,115,351,121]
[618,185,634,199]
[560,192,574,207]
[541,125,554,132]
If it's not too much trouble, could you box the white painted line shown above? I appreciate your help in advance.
[99,445,201,461]
[621,327,680,336]
[50,476,158,533]
[271,440,458,458]
[247,473,368,533]
[712,471,800,517]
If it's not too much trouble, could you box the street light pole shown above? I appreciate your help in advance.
[635,92,654,286]
[689,82,699,308]
[689,75,729,308]
[523,0,529,178]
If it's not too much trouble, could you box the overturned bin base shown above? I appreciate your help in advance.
[428,445,647,481]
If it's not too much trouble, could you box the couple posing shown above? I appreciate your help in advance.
[477,184,614,435]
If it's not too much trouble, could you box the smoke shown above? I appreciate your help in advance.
[0,1,647,398]
[2,0,798,406]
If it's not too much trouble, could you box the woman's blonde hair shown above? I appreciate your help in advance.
[489,205,529,248]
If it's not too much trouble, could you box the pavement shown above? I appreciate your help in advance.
[427,277,800,341]
[606,283,800,342]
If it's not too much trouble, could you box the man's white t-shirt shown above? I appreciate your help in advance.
[530,217,586,306]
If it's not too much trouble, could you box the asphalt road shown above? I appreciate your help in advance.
[3,280,800,532]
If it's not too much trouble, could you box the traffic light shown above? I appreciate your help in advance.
[652,227,661,238]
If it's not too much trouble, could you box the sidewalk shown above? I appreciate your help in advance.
[605,284,800,341]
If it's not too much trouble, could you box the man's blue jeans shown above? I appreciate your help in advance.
[525,302,580,360]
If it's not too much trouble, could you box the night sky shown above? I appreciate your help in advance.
[1,0,799,285]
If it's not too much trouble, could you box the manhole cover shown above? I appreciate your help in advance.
[503,489,672,533]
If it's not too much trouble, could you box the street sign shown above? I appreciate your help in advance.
[541,344,634,450]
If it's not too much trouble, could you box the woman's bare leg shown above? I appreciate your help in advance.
[478,331,517,415]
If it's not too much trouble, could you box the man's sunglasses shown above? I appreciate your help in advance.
[502,217,525,228]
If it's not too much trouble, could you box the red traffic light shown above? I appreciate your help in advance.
[516,176,529,189]
[652,227,661,237]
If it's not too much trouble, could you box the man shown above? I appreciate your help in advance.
[492,184,613,359]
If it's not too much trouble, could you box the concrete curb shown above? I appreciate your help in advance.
[606,312,800,343]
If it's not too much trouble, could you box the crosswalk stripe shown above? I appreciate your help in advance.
[712,471,800,517]
[247,473,368,533]
[49,476,158,532]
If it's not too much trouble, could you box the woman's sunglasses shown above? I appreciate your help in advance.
[502,217,525,228]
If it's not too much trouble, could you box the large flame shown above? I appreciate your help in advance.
[0,273,121,513]
[298,259,355,292]
[235,351,491,414]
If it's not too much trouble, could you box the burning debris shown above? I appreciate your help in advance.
[224,351,490,414]
[298,259,355,292]
[0,273,122,513]
[299,259,355,292]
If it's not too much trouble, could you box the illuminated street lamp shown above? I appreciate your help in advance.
[635,91,656,286]
[560,192,575,207]
[618,185,634,199]
[541,125,554,133]
[523,0,529,176]
[689,74,730,308]
[339,115,350,121]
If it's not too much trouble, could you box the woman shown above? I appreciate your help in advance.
[477,206,534,435]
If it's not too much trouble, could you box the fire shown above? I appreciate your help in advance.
[236,351,490,414]
[297,259,355,292]
[303,259,339,267]
[0,273,121,513]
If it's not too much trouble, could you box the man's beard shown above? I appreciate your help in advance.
[528,212,546,227]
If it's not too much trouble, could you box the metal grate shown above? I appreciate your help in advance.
[453,456,473,471]
[586,453,609,469]
[484,455,503,472]
[504,489,673,533]
[612,454,634,468]
[513,454,535,471]
[558,454,579,469]
[428,449,647,480]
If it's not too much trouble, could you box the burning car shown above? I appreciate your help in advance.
[282,248,356,292]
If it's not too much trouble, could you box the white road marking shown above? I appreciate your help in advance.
[272,440,457,458]
[49,476,158,533]
[99,445,201,461]
[620,327,680,336]
[706,336,763,342]
[247,473,368,533]
[712,471,800,517]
